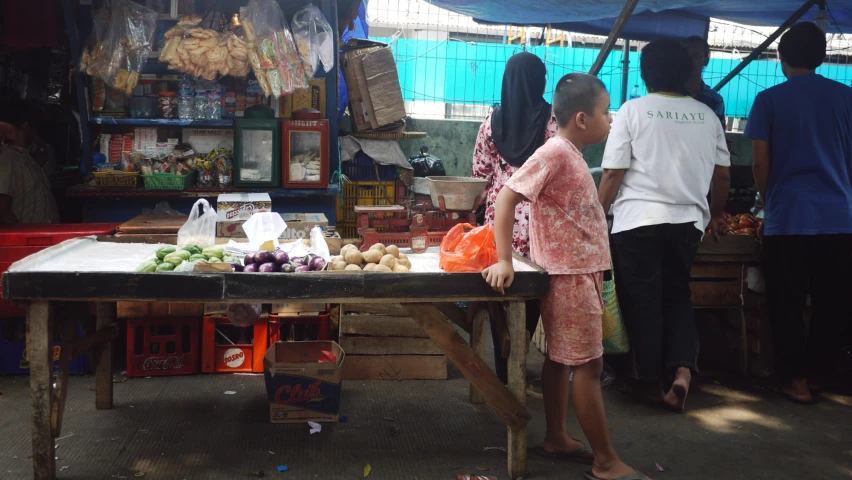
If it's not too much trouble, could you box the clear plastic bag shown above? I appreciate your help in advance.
[80,0,157,95]
[177,199,218,248]
[159,13,252,80]
[242,0,308,97]
[291,4,335,78]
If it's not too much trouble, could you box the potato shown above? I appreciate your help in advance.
[379,254,397,269]
[363,249,383,264]
[363,263,377,272]
[331,255,344,263]
[344,249,364,265]
[373,264,393,273]
[386,245,400,258]
[341,244,357,254]
[369,243,386,255]
[398,258,411,269]
[398,252,408,260]
[393,264,409,273]
[331,260,348,271]
[344,264,362,272]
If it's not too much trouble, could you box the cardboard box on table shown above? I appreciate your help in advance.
[264,341,345,423]
[217,213,328,240]
[216,193,272,222]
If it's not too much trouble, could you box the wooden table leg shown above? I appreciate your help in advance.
[95,302,115,410]
[28,301,56,480]
[506,301,528,479]
[403,304,530,430]
[469,305,488,405]
[50,318,76,437]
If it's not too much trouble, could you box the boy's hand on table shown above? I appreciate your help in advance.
[709,215,728,242]
[482,260,514,295]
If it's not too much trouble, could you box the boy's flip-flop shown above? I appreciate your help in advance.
[584,470,651,480]
[531,444,594,465]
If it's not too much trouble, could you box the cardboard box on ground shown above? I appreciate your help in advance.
[264,341,345,423]
[341,40,406,132]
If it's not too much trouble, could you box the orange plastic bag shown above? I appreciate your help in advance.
[439,223,499,272]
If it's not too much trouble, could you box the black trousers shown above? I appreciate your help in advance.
[763,234,852,382]
[490,299,541,384]
[612,223,702,381]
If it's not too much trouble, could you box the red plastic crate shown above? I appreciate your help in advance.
[269,313,331,343]
[201,316,268,373]
[126,317,200,377]
[0,223,118,317]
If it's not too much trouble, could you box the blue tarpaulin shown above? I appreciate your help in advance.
[427,0,852,39]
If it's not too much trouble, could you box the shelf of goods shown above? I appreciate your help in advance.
[90,118,235,127]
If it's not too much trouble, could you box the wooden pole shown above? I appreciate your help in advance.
[712,0,821,91]
[469,305,489,404]
[28,301,56,480]
[95,302,116,410]
[589,0,640,76]
[621,39,631,105]
[50,319,76,437]
[507,301,528,479]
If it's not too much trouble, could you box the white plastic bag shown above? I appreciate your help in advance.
[278,226,331,261]
[177,199,217,248]
[243,212,287,250]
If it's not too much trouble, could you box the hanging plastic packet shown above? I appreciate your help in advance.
[242,0,308,97]
[291,4,335,78]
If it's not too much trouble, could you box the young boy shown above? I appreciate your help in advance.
[483,73,648,480]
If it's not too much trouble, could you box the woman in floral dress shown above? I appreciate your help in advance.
[472,52,556,383]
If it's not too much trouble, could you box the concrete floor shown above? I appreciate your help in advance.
[1,346,851,480]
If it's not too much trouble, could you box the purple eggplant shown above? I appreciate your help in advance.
[295,265,311,273]
[258,262,278,273]
[280,264,295,273]
[244,253,256,265]
[243,263,259,273]
[230,262,244,272]
[309,256,327,271]
[273,250,290,265]
[255,251,275,265]
[290,256,306,267]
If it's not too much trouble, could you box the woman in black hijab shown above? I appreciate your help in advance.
[472,51,555,385]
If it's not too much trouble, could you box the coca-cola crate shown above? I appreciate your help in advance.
[269,313,331,343]
[126,317,200,377]
[201,316,268,373]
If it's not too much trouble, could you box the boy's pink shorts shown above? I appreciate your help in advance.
[540,272,605,366]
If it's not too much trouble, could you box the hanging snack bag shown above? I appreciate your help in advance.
[291,4,335,78]
[242,0,308,98]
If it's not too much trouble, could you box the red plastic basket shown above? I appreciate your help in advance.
[201,316,268,373]
[126,317,200,377]
[269,313,331,343]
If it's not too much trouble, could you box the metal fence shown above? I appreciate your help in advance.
[367,0,852,128]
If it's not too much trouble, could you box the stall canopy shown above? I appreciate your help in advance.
[427,0,852,40]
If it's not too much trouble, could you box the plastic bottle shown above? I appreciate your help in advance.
[193,80,208,119]
[178,76,194,120]
[207,82,223,120]
[629,85,641,100]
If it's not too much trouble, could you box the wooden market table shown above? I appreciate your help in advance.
[2,238,549,480]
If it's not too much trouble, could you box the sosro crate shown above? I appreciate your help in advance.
[201,315,269,374]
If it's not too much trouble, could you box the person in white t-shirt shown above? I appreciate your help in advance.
[598,39,730,413]
[0,101,59,224]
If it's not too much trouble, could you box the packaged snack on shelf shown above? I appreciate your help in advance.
[291,4,334,78]
[79,0,157,95]
[242,0,308,98]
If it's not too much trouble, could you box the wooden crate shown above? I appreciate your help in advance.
[117,302,204,318]
[340,305,447,380]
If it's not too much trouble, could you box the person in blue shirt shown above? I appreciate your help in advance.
[684,36,726,129]
[745,22,852,405]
